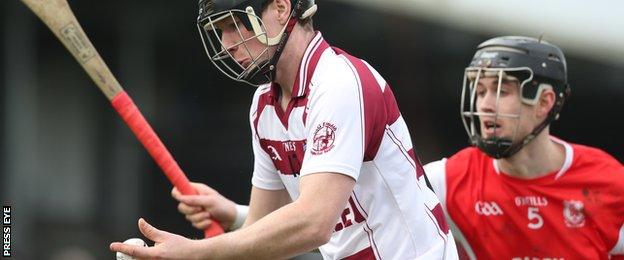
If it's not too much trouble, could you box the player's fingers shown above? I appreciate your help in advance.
[171,187,181,198]
[110,242,153,259]
[178,203,202,215]
[177,202,201,215]
[138,218,169,242]
[185,211,211,223]
[191,182,216,194]
[171,187,197,201]
[192,218,212,230]
[177,194,214,208]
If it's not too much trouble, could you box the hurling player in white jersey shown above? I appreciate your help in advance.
[110,0,457,259]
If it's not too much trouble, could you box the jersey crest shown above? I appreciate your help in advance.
[563,200,585,228]
[311,122,337,155]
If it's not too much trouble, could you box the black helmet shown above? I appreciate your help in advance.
[460,36,571,158]
[197,0,317,86]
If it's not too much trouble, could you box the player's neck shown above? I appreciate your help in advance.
[273,26,316,109]
[498,131,566,179]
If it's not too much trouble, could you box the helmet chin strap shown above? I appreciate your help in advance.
[242,21,295,85]
[263,17,298,83]
[246,6,292,46]
[476,137,513,159]
[245,0,313,85]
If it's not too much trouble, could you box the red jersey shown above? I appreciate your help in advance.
[425,137,624,259]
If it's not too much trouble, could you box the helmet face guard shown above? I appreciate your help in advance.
[460,67,534,158]
[197,9,278,86]
[196,0,318,87]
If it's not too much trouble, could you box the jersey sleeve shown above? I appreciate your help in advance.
[425,156,477,260]
[594,150,624,256]
[299,69,364,180]
[424,159,448,207]
[611,225,624,256]
[249,87,285,190]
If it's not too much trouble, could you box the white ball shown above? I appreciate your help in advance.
[116,238,148,260]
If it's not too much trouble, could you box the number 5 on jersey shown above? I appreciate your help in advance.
[527,207,544,229]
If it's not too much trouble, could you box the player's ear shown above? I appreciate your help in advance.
[273,0,291,25]
[536,87,556,118]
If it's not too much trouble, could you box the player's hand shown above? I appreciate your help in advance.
[110,218,201,260]
[172,182,237,230]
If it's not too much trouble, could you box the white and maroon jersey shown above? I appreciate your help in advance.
[249,32,457,259]
[425,137,624,260]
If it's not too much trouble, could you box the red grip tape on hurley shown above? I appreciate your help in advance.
[111,91,224,237]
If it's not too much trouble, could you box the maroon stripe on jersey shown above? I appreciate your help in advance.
[424,207,446,241]
[300,40,329,125]
[336,50,386,161]
[431,203,450,234]
[342,246,376,260]
[353,193,382,259]
[386,129,423,190]
[382,84,401,125]
[292,35,323,98]
[301,40,329,95]
[362,223,381,260]
[272,38,329,129]
[273,97,294,129]
[407,149,424,178]
[253,86,274,136]
[385,128,415,169]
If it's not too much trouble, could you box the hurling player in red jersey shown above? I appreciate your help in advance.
[424,36,624,260]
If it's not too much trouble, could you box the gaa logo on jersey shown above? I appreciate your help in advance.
[311,122,337,155]
[563,200,585,228]
[474,201,503,216]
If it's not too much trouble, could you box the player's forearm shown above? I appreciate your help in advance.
[197,200,332,259]
[240,186,292,229]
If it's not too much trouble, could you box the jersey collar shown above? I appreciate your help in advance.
[552,136,574,179]
[267,32,328,101]
[291,32,328,98]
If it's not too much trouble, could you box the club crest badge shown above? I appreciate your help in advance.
[563,200,585,228]
[311,122,337,155]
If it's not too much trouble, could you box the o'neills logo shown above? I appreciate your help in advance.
[311,122,337,155]
[515,196,548,207]
[563,200,585,228]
